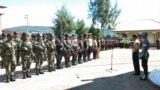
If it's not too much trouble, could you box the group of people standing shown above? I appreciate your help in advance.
[131,32,150,80]
[0,32,119,83]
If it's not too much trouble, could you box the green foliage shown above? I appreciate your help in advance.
[53,6,76,36]
[76,19,89,35]
[88,0,121,30]
[88,26,103,36]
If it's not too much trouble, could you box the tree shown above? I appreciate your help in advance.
[88,0,121,31]
[76,19,88,35]
[52,6,76,36]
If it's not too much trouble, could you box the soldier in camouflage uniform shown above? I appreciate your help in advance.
[34,33,45,75]
[46,33,56,72]
[13,32,21,66]
[20,32,34,79]
[64,34,73,67]
[2,33,16,83]
[42,34,48,61]
[0,33,7,68]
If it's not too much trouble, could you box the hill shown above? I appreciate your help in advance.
[3,26,54,33]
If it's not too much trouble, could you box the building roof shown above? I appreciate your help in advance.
[114,19,160,32]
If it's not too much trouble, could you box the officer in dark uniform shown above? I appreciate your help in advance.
[139,32,150,80]
[83,34,88,62]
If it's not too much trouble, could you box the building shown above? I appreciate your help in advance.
[0,5,7,34]
[113,19,160,45]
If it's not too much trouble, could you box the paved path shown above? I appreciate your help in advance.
[0,48,159,90]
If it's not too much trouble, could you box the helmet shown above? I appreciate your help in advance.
[22,32,29,37]
[48,33,54,37]
[140,32,148,37]
[36,33,43,37]
[7,33,13,37]
[13,32,17,36]
[1,33,6,37]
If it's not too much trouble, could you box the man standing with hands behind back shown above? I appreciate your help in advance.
[131,34,140,76]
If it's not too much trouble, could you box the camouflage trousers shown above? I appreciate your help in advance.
[48,53,55,68]
[5,55,16,77]
[21,55,32,72]
[35,54,44,69]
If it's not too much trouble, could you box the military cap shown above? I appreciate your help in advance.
[36,33,43,37]
[140,32,148,37]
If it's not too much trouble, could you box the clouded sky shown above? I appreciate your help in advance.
[0,0,160,29]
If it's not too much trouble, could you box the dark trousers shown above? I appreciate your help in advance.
[141,54,149,76]
[93,47,97,59]
[78,51,83,63]
[72,50,78,65]
[87,46,93,60]
[83,49,88,62]
[132,51,140,74]
[56,52,63,68]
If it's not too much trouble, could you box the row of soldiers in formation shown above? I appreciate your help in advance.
[0,32,121,83]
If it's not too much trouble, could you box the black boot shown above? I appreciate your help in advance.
[48,67,52,72]
[39,69,44,74]
[26,71,31,78]
[36,69,39,75]
[10,75,16,81]
[6,75,10,83]
[23,72,26,79]
[52,66,55,71]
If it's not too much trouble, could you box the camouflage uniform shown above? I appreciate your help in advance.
[2,33,16,83]
[0,33,7,68]
[34,33,45,75]
[20,33,34,79]
[46,33,56,72]
[13,32,21,66]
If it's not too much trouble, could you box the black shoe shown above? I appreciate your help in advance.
[140,75,148,80]
[132,73,140,76]
[23,72,26,79]
[39,69,44,74]
[36,69,39,75]
[57,65,63,69]
[26,71,31,78]
[48,67,52,72]
[10,75,16,81]
[6,76,10,83]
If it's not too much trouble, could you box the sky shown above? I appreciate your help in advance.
[0,0,160,29]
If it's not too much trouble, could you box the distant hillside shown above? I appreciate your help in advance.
[3,26,54,33]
